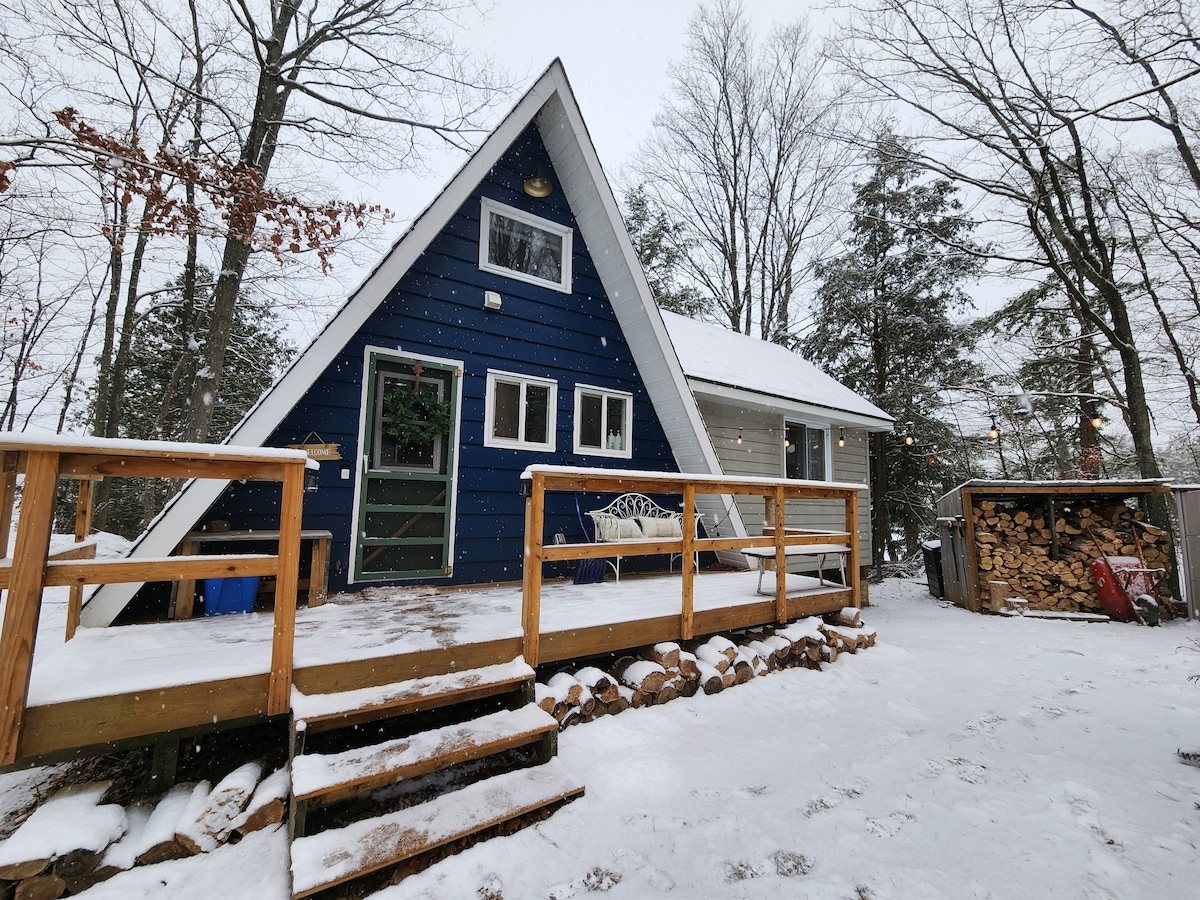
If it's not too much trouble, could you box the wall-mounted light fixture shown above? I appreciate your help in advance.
[523,173,553,198]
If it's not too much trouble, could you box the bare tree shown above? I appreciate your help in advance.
[834,0,1187,515]
[0,0,502,442]
[631,0,846,342]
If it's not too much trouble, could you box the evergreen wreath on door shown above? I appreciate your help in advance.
[381,379,452,449]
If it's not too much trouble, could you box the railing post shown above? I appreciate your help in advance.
[773,486,787,623]
[0,450,60,765]
[0,452,16,560]
[681,484,696,640]
[65,478,96,641]
[267,460,303,717]
[845,488,861,609]
[521,472,545,667]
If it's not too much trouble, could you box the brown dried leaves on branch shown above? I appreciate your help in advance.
[24,108,389,272]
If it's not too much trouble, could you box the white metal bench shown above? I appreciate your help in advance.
[587,493,702,581]
[742,542,851,594]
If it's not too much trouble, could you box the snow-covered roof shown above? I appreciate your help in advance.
[660,311,894,430]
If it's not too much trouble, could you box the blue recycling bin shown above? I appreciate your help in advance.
[203,576,260,615]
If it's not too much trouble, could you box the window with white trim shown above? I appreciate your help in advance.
[484,370,557,451]
[574,385,633,458]
[479,197,573,292]
[784,421,828,481]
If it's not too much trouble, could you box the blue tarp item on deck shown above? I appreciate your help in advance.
[203,576,260,615]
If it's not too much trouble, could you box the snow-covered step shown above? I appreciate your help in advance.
[292,705,559,806]
[290,758,584,898]
[291,656,535,732]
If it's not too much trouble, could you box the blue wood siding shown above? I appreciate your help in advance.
[206,125,679,591]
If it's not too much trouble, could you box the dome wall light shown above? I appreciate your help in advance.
[523,174,553,198]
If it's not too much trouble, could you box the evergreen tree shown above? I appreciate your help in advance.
[982,280,1111,480]
[75,269,294,537]
[803,130,984,566]
[622,184,710,318]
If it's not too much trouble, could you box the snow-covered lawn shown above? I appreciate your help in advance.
[4,576,1198,898]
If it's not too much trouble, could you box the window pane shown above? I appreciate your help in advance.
[488,213,563,283]
[605,397,626,450]
[784,423,804,479]
[524,384,549,444]
[493,381,520,439]
[807,428,826,480]
[579,393,603,448]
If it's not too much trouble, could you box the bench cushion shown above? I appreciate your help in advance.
[597,517,644,542]
[636,517,683,539]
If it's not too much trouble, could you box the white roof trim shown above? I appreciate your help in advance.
[83,59,741,626]
[687,379,894,432]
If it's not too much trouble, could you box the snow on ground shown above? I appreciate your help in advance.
[382,579,1200,899]
[3,576,1199,898]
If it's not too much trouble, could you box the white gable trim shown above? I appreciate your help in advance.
[83,60,739,626]
[688,379,895,432]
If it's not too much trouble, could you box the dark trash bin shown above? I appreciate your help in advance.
[922,540,944,598]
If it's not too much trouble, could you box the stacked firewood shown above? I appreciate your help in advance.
[0,765,287,897]
[972,498,1173,615]
[535,611,877,729]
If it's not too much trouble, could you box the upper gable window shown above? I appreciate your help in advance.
[479,197,572,293]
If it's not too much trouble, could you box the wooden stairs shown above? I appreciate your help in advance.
[287,658,584,898]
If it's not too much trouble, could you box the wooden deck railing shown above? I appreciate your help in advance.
[520,466,864,666]
[0,435,309,766]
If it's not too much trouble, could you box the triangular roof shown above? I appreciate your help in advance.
[661,311,894,431]
[83,60,731,626]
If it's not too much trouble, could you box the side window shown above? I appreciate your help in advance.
[574,385,633,459]
[484,371,557,451]
[784,421,829,481]
[479,197,573,293]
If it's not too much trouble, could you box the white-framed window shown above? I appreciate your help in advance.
[484,370,557,451]
[784,421,829,481]
[574,384,633,458]
[479,197,573,293]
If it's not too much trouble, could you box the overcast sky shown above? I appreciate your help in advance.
[360,1,828,224]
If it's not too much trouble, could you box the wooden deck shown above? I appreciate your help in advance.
[0,439,865,769]
[14,570,850,762]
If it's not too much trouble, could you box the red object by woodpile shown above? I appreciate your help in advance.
[1089,556,1151,623]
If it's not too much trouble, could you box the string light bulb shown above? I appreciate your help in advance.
[988,418,1000,440]
[838,427,846,448]
[904,434,915,446]
[1090,413,1103,429]
[736,428,743,445]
